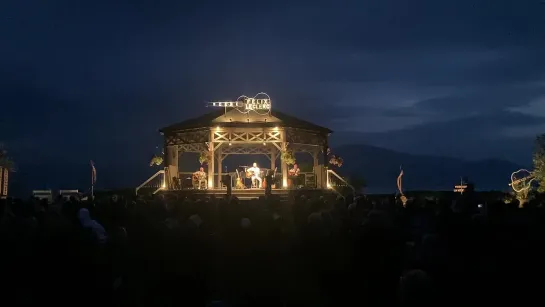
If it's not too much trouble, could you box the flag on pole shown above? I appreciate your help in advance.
[397,166,404,195]
[90,160,97,185]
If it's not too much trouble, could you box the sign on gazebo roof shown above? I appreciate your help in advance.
[209,92,272,115]
[160,93,332,134]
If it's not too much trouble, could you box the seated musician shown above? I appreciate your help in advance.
[193,167,207,189]
[289,164,301,187]
[247,162,262,188]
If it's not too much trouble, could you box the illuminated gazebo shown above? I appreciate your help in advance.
[159,93,332,191]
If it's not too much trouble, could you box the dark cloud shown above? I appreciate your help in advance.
[409,84,545,117]
[302,0,545,49]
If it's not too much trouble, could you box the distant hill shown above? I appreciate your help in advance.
[329,111,539,165]
[333,144,523,194]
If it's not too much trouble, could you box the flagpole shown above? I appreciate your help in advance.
[90,160,95,200]
[91,167,94,199]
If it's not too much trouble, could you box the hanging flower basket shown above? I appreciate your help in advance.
[149,155,163,167]
[199,151,210,165]
[329,155,343,167]
[281,150,296,166]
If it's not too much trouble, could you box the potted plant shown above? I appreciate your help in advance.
[328,155,343,167]
[281,149,296,166]
[149,154,164,166]
[199,151,210,165]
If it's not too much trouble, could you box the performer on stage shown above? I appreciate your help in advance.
[247,162,262,188]
[289,164,300,176]
[193,167,207,190]
[289,164,301,188]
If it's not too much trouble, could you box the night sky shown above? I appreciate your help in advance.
[2,1,545,193]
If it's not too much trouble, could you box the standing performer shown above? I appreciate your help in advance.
[265,169,273,196]
[247,162,262,188]
[289,164,300,176]
[289,163,301,187]
[193,167,207,190]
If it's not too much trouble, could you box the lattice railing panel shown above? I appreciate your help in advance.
[214,132,230,142]
[248,132,264,141]
[178,143,207,153]
[213,130,283,143]
[222,145,275,155]
[165,129,209,145]
[266,131,281,141]
[231,132,246,142]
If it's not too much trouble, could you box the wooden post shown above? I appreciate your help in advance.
[313,150,319,169]
[270,150,276,173]
[217,147,223,188]
[165,145,178,189]
[208,130,215,189]
[281,130,288,188]
[322,135,329,189]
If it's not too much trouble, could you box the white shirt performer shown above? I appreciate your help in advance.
[248,162,262,188]
[194,167,207,189]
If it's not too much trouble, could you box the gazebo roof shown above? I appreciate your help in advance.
[160,108,332,134]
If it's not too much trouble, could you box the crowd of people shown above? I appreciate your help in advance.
[1,190,544,306]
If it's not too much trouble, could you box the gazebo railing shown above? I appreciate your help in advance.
[327,169,355,202]
[138,169,338,194]
[176,171,317,189]
[136,169,165,195]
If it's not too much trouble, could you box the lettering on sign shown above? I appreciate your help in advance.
[453,184,467,193]
[209,93,272,115]
[244,98,271,111]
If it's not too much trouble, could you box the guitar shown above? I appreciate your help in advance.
[235,170,245,189]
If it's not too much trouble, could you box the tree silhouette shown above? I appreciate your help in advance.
[533,134,545,192]
[0,144,15,171]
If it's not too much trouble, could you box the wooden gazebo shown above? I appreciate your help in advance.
[159,94,332,191]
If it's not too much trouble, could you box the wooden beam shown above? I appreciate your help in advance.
[217,147,223,188]
[208,130,215,189]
